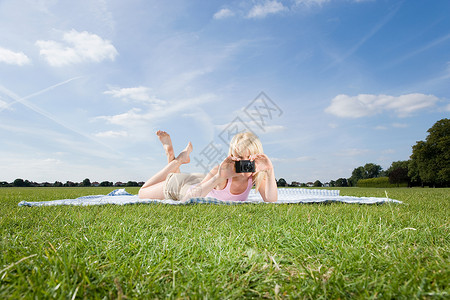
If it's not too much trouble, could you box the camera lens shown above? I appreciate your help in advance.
[235,160,254,173]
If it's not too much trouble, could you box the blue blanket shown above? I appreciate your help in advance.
[18,188,401,207]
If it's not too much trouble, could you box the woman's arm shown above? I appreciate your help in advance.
[181,172,223,201]
[257,168,278,202]
[251,154,278,202]
[181,156,236,201]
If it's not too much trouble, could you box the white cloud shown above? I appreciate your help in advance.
[96,108,143,127]
[214,8,235,19]
[335,148,370,157]
[104,86,166,109]
[262,124,286,133]
[294,0,330,7]
[247,1,287,18]
[0,99,11,111]
[94,130,128,138]
[392,123,408,128]
[376,123,409,130]
[36,30,118,66]
[220,0,368,21]
[294,0,370,6]
[272,156,314,163]
[97,93,216,127]
[325,93,439,118]
[0,47,31,66]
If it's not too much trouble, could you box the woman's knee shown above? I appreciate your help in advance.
[138,187,147,199]
[138,182,165,199]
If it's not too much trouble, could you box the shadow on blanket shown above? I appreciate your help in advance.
[18,188,402,207]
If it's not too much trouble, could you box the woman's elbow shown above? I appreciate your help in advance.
[265,198,277,203]
[263,194,278,203]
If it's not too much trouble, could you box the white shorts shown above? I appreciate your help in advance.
[163,173,206,200]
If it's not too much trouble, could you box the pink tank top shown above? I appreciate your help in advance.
[206,177,253,201]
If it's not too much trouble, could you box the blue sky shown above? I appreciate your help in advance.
[1,0,449,184]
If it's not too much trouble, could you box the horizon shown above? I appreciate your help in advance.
[1,0,449,184]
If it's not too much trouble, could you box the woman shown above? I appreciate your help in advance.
[138,130,277,202]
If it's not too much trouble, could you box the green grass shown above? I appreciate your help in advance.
[1,187,449,299]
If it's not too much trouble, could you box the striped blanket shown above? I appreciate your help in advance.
[18,188,401,207]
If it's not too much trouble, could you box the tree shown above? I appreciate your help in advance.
[386,160,409,175]
[277,178,287,187]
[335,178,348,187]
[409,119,450,187]
[364,163,382,178]
[349,166,365,186]
[387,161,410,187]
[349,163,382,186]
[13,178,25,187]
[389,167,409,187]
[82,178,91,187]
[313,180,322,187]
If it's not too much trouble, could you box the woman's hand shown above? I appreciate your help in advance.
[218,156,238,179]
[250,153,273,173]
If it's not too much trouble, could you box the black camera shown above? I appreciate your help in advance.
[235,160,255,173]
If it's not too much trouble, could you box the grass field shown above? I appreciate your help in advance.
[0,187,449,299]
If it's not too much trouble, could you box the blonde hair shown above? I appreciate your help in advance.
[228,131,266,191]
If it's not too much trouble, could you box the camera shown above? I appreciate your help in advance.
[235,160,255,173]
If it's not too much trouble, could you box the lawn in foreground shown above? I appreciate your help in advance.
[0,187,449,299]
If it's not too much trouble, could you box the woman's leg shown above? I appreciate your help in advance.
[138,141,192,199]
[157,130,180,173]
[138,181,165,199]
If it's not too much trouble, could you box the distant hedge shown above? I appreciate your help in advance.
[357,177,407,188]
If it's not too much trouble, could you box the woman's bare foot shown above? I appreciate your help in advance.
[156,130,175,163]
[175,142,193,164]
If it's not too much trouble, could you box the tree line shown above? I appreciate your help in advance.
[0,178,144,188]
[277,118,449,188]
